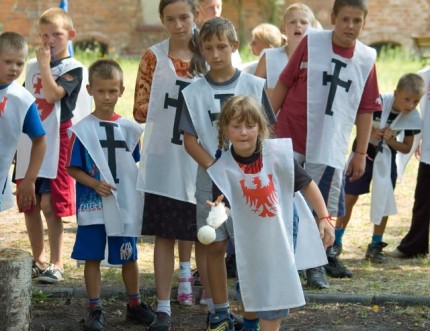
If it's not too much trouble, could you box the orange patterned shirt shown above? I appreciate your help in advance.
[133,50,190,123]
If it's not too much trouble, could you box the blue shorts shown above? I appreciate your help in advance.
[71,224,138,265]
[345,156,397,195]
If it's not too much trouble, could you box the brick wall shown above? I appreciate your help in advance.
[1,0,429,55]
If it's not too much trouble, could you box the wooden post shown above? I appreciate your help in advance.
[0,248,32,330]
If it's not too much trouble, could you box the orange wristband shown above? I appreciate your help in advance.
[355,150,367,156]
[318,215,334,228]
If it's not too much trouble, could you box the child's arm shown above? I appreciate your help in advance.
[300,181,335,249]
[67,167,116,197]
[383,127,414,154]
[269,79,289,115]
[254,53,267,79]
[183,132,215,169]
[347,112,372,181]
[16,135,46,210]
[36,45,67,103]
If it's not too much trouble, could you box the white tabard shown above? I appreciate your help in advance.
[264,47,288,89]
[69,115,144,236]
[307,29,376,169]
[417,67,430,165]
[0,82,35,211]
[16,57,86,179]
[136,39,198,203]
[370,94,422,224]
[208,139,326,311]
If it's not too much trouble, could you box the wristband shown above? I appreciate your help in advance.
[318,215,334,228]
[354,150,367,156]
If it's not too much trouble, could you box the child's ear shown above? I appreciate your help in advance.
[119,85,125,97]
[330,12,336,25]
[231,40,239,52]
[86,84,92,96]
[68,29,76,40]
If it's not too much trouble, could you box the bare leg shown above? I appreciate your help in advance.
[335,194,359,229]
[84,260,101,298]
[260,318,282,331]
[207,240,228,303]
[373,216,389,236]
[178,240,193,264]
[195,241,211,298]
[24,199,47,268]
[154,236,175,300]
[122,260,140,295]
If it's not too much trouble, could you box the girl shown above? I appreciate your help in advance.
[254,3,317,94]
[207,95,334,331]
[133,0,204,329]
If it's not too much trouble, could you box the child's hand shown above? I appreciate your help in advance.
[35,43,52,67]
[346,153,366,181]
[371,127,384,140]
[15,178,36,210]
[383,126,394,143]
[94,181,116,197]
[317,217,335,249]
[206,194,224,207]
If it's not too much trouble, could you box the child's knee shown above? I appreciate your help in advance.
[40,196,55,218]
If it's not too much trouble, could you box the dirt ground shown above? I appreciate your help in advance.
[30,296,429,331]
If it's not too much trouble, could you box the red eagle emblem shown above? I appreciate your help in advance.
[0,96,8,117]
[35,98,55,121]
[240,174,277,218]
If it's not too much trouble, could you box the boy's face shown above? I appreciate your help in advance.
[86,74,124,116]
[331,6,365,48]
[200,34,238,72]
[393,89,422,114]
[0,49,27,86]
[39,20,75,60]
[199,0,222,24]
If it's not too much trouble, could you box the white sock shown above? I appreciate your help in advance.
[178,278,192,294]
[179,261,191,279]
[156,299,171,315]
[206,298,215,314]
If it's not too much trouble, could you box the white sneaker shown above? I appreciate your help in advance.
[38,264,64,284]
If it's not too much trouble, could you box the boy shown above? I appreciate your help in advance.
[67,59,155,331]
[331,74,424,270]
[388,67,430,259]
[0,32,46,213]
[180,17,276,331]
[14,8,85,283]
[270,0,381,288]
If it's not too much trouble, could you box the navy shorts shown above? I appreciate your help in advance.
[71,224,138,265]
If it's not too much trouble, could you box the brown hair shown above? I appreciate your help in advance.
[332,0,368,18]
[0,32,28,55]
[88,59,123,86]
[396,73,425,96]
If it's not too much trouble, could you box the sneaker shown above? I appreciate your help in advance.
[225,254,237,279]
[207,313,234,331]
[32,261,48,279]
[242,326,261,331]
[324,256,353,278]
[328,242,343,257]
[149,312,171,331]
[177,278,194,306]
[365,242,388,263]
[306,266,329,289]
[386,248,408,258]
[38,264,64,283]
[84,306,106,331]
[206,312,242,331]
[126,301,156,326]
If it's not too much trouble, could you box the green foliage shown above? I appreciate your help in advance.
[32,289,51,303]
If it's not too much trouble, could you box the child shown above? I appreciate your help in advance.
[179,17,276,331]
[14,8,86,283]
[388,67,430,259]
[67,59,155,330]
[208,95,332,331]
[269,0,381,289]
[241,23,285,75]
[0,32,46,213]
[331,74,424,268]
[133,0,203,328]
[254,3,317,93]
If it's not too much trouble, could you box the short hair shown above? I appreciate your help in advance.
[251,23,285,48]
[332,0,368,18]
[39,8,74,30]
[217,95,271,153]
[283,3,318,29]
[199,17,237,45]
[396,73,425,96]
[88,59,123,86]
[0,32,28,55]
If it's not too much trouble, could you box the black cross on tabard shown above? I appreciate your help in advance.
[163,80,190,145]
[207,93,234,125]
[99,122,129,184]
[323,58,352,116]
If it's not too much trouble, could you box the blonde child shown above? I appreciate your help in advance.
[67,59,155,331]
[133,0,205,328]
[208,95,332,331]
[269,0,381,289]
[180,17,276,331]
[15,8,86,283]
[332,74,424,268]
[0,32,46,213]
[254,3,317,93]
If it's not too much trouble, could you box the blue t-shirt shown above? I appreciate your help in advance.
[23,102,46,139]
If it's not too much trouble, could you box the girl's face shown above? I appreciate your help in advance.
[160,1,195,42]
[283,9,311,44]
[226,116,259,158]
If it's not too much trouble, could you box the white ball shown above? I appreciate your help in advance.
[197,225,216,245]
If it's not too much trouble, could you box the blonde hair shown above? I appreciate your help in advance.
[396,73,425,96]
[251,23,286,48]
[39,8,74,30]
[283,3,318,29]
[217,95,271,154]
[0,32,28,55]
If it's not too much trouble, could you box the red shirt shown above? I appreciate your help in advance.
[276,35,381,154]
